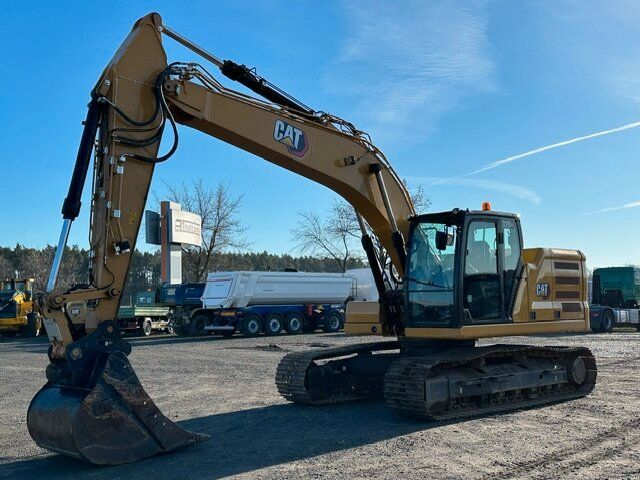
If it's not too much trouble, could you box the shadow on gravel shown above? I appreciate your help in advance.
[126,331,338,348]
[0,402,436,480]
[1,330,345,352]
[0,336,49,354]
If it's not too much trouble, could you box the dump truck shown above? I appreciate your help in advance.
[589,266,640,332]
[0,278,41,337]
[164,282,206,336]
[174,271,353,337]
[116,289,172,336]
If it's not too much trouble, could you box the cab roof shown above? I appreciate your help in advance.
[412,208,519,225]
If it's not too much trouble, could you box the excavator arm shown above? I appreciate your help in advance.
[29,13,414,464]
[40,12,413,347]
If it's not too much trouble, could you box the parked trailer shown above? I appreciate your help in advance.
[589,267,640,332]
[345,268,379,302]
[116,290,172,336]
[179,271,354,337]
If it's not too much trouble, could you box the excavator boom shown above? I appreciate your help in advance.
[29,13,414,464]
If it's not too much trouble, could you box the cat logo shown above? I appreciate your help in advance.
[536,282,550,298]
[273,119,309,158]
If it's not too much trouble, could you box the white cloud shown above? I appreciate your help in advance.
[584,200,640,215]
[323,0,496,143]
[408,176,541,205]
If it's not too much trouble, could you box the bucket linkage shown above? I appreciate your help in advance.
[27,321,209,465]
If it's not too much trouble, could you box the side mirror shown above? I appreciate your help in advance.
[435,231,454,251]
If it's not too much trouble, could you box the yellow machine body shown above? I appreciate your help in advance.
[346,223,590,339]
[0,278,37,334]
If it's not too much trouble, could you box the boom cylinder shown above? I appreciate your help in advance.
[62,99,102,220]
[356,213,387,300]
[46,219,72,292]
[48,99,102,292]
[220,60,314,114]
[370,164,407,269]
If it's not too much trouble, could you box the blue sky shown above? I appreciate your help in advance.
[1,1,639,269]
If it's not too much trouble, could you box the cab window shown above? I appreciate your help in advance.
[406,222,457,326]
[465,222,497,275]
[503,219,520,272]
[502,219,521,307]
[463,221,501,321]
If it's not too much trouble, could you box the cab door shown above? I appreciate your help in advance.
[462,219,502,323]
[498,217,522,317]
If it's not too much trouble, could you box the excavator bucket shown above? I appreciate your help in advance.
[27,349,209,465]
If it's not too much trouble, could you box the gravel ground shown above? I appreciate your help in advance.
[0,329,638,479]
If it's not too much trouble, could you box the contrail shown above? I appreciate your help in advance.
[584,200,640,215]
[468,120,640,176]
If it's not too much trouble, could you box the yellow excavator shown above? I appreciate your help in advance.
[29,13,596,465]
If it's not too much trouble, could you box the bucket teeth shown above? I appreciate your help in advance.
[28,350,209,465]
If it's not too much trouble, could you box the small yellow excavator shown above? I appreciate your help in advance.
[29,13,596,465]
[0,278,41,337]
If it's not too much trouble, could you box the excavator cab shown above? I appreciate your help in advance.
[405,209,523,329]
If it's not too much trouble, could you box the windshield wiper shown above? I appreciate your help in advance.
[406,277,449,289]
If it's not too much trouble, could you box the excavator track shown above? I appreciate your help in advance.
[384,344,597,421]
[276,341,401,404]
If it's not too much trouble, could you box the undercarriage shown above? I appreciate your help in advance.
[276,340,597,420]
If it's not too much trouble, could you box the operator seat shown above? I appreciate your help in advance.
[464,240,500,320]
[466,240,492,273]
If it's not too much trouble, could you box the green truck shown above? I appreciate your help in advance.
[590,266,640,332]
[117,290,173,336]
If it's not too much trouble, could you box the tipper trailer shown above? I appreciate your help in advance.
[172,271,355,337]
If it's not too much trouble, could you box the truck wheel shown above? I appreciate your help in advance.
[601,310,614,333]
[189,315,209,336]
[263,313,283,336]
[21,313,42,337]
[242,315,262,337]
[323,311,343,333]
[142,318,153,336]
[284,313,304,334]
[174,326,190,337]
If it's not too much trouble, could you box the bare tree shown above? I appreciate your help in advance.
[292,183,429,275]
[330,182,430,277]
[165,179,248,281]
[407,183,430,214]
[291,201,361,273]
[369,182,429,276]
